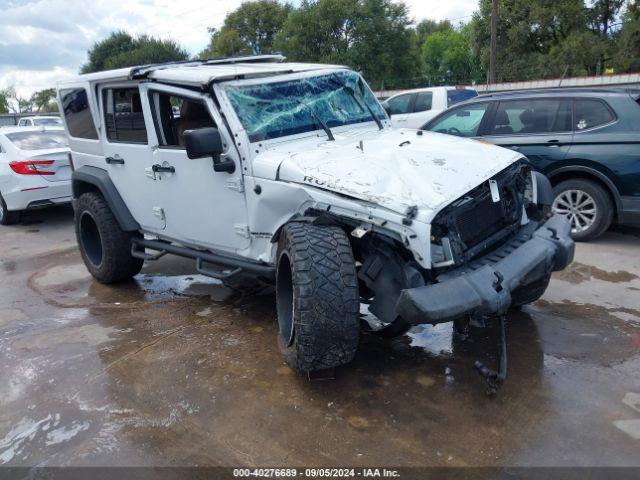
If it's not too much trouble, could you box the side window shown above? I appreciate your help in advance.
[150,92,215,147]
[18,119,26,126]
[102,87,148,143]
[413,92,433,113]
[387,94,412,115]
[426,103,489,137]
[488,99,571,135]
[575,99,615,130]
[60,88,99,140]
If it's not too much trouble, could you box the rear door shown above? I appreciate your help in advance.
[98,84,166,232]
[387,93,415,127]
[479,98,573,171]
[140,83,250,252]
[405,91,435,128]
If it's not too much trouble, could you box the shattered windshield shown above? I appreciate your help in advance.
[224,70,385,142]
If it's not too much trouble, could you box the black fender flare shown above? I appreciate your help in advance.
[72,166,140,232]
[547,165,622,215]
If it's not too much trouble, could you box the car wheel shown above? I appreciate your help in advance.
[276,223,360,372]
[551,179,613,242]
[75,192,144,283]
[511,274,551,308]
[0,192,20,226]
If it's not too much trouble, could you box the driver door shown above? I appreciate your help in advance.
[140,83,250,253]
[424,102,492,139]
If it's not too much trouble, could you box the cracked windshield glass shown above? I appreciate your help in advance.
[224,70,385,142]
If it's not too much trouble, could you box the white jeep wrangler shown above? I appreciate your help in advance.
[57,55,574,372]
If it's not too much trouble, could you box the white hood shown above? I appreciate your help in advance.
[253,128,523,219]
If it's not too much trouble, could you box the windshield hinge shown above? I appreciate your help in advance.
[226,178,244,193]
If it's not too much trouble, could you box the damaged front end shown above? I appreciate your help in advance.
[345,162,574,330]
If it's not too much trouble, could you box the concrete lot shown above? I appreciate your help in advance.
[0,206,639,468]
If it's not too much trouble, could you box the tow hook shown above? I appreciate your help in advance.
[474,314,508,396]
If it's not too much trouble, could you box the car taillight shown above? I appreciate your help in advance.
[9,160,56,175]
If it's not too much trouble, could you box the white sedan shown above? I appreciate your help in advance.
[0,126,72,225]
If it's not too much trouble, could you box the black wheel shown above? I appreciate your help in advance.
[552,179,613,241]
[276,223,360,372]
[511,274,551,308]
[0,192,20,226]
[75,192,143,284]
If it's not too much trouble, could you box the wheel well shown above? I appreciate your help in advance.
[73,179,100,199]
[548,170,619,221]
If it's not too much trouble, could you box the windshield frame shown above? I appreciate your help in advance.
[216,68,389,145]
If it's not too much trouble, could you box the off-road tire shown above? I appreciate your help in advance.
[0,192,20,225]
[276,223,360,372]
[552,179,613,242]
[511,274,551,308]
[75,192,143,284]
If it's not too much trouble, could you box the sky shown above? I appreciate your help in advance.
[0,0,477,100]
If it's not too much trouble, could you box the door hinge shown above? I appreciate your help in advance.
[226,178,244,193]
[152,207,165,221]
[234,224,250,238]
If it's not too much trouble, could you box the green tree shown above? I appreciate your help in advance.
[199,0,291,57]
[0,88,10,114]
[30,88,57,112]
[613,1,640,71]
[81,31,189,74]
[471,0,592,81]
[275,0,422,89]
[422,24,480,84]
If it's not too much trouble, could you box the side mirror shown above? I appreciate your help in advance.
[382,101,392,118]
[184,127,235,173]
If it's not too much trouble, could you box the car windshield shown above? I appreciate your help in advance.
[5,131,68,150]
[224,70,385,142]
[33,118,62,126]
[447,89,478,106]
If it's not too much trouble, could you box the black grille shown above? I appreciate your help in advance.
[455,192,507,247]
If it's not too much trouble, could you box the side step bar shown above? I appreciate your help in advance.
[131,238,275,282]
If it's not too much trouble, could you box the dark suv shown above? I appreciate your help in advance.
[422,88,640,241]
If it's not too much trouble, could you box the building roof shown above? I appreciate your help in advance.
[58,55,347,89]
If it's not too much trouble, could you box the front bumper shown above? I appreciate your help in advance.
[396,214,574,324]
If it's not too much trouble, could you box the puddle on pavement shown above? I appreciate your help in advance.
[554,262,639,284]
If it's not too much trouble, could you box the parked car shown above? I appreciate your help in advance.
[422,88,640,241]
[382,86,478,129]
[57,56,573,372]
[0,126,72,225]
[17,116,63,127]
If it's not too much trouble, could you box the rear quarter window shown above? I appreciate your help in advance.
[60,88,99,140]
[574,99,615,130]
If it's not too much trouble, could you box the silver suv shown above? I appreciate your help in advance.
[56,55,574,372]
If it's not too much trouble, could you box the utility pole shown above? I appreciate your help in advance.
[489,0,498,84]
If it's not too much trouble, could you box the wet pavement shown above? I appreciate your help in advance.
[0,206,639,469]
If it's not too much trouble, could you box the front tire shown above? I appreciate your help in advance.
[552,179,613,242]
[276,223,360,372]
[75,192,143,283]
[0,192,20,226]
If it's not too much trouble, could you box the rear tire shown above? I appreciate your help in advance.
[0,192,20,226]
[75,192,143,283]
[276,223,360,372]
[552,179,613,242]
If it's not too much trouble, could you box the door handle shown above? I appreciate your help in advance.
[152,164,175,173]
[106,156,125,165]
[547,139,561,147]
